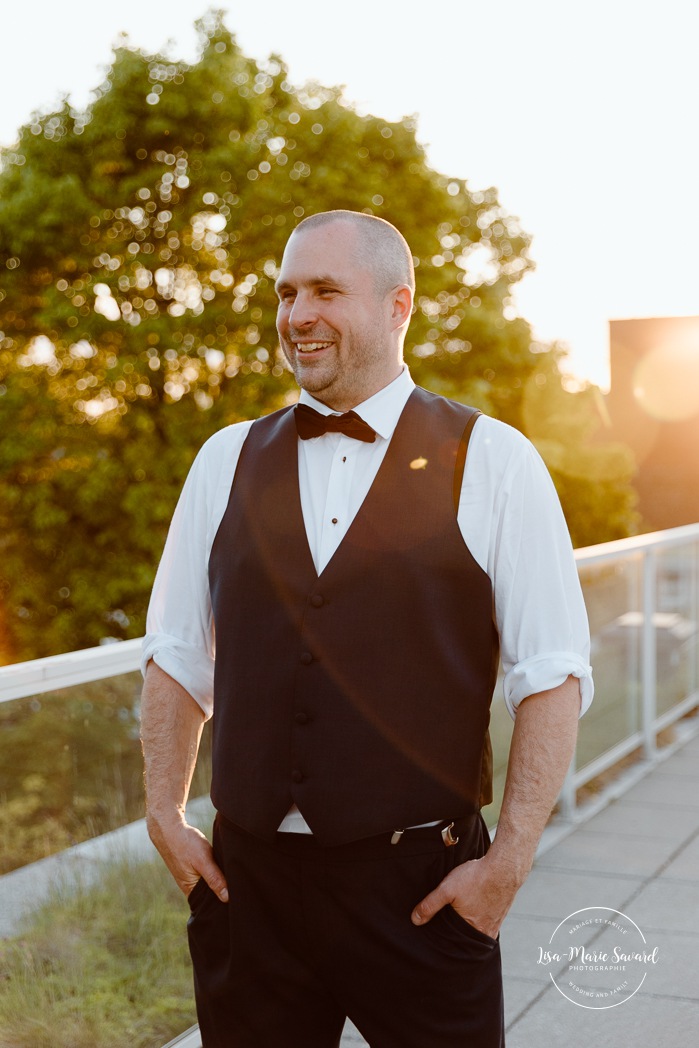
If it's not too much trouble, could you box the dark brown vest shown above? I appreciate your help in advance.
[208,387,498,845]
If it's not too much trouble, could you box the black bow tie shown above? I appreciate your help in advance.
[294,404,377,443]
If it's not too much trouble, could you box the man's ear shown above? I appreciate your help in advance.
[389,285,413,330]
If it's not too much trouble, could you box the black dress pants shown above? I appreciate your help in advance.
[187,813,505,1048]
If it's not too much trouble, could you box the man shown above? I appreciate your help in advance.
[141,210,592,1048]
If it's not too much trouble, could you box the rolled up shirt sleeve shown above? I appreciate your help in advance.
[460,417,594,720]
[504,651,593,719]
[141,422,252,718]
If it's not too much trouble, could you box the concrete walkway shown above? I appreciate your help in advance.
[500,726,699,1048]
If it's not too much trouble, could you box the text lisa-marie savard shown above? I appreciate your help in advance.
[537,946,659,968]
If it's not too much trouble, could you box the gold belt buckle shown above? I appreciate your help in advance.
[441,821,459,847]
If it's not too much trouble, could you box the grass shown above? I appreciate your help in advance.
[0,854,197,1048]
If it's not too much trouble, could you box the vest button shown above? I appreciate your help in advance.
[294,711,309,725]
[300,651,313,665]
[310,594,324,608]
[291,769,304,783]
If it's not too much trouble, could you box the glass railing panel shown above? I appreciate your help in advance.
[654,540,699,720]
[575,552,644,772]
[482,673,514,829]
[0,672,211,874]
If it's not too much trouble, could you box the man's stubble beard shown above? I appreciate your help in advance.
[283,328,385,406]
[289,348,340,396]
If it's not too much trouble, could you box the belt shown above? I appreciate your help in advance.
[390,819,463,847]
[221,814,480,860]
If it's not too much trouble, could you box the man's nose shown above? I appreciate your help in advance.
[289,292,318,328]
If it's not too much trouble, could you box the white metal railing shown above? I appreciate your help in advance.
[0,637,142,704]
[1,523,698,820]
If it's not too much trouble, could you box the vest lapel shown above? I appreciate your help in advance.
[258,406,319,581]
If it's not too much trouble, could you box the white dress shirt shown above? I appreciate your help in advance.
[142,367,593,831]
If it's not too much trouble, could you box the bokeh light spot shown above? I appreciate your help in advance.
[633,339,699,421]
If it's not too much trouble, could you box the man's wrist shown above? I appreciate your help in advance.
[485,834,534,889]
[145,802,187,839]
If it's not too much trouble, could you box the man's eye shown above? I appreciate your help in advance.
[279,290,296,302]
[317,288,337,297]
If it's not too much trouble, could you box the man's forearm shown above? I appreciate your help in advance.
[488,673,582,883]
[140,660,206,830]
[140,662,227,898]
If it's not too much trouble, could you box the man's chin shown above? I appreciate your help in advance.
[294,364,333,394]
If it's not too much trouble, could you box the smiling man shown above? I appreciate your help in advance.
[275,214,410,409]
[141,210,593,1048]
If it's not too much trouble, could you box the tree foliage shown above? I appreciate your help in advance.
[519,363,638,548]
[0,10,637,661]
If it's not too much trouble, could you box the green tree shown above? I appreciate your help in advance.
[518,360,638,547]
[0,10,635,661]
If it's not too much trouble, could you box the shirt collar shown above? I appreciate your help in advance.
[297,366,415,441]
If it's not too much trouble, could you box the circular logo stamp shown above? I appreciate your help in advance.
[536,906,660,1009]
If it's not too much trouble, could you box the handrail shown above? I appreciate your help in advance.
[0,637,142,704]
[574,521,699,564]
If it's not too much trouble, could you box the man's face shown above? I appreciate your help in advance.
[275,221,399,410]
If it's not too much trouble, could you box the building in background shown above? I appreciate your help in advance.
[607,316,699,531]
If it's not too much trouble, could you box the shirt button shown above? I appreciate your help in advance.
[310,594,324,608]
[300,651,313,665]
[294,711,309,725]
[292,769,304,783]
[331,517,338,525]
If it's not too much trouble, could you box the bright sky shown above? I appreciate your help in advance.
[2,0,698,389]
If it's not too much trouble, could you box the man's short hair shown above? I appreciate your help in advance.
[293,210,415,294]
